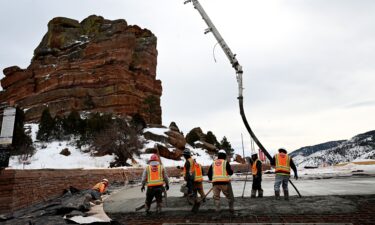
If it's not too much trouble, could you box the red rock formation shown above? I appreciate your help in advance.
[0,15,162,124]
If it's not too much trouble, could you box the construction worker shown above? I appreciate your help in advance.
[141,154,169,214]
[271,148,298,200]
[250,153,263,198]
[208,149,234,213]
[182,148,195,202]
[193,159,205,200]
[90,178,109,203]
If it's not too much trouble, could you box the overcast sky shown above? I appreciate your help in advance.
[0,0,374,156]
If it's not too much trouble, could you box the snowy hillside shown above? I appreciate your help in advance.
[293,130,375,167]
[8,124,214,169]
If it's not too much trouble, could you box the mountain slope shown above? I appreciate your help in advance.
[292,130,375,167]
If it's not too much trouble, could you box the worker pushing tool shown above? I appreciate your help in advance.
[182,148,196,204]
[141,154,169,214]
[271,148,298,200]
[207,150,234,214]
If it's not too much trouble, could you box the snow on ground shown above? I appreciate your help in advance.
[8,123,115,169]
[298,162,375,177]
[143,127,169,137]
[15,124,375,174]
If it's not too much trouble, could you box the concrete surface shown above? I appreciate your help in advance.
[104,176,375,215]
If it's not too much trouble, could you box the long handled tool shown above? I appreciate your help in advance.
[241,134,249,198]
[135,190,168,211]
[185,0,302,198]
[155,144,168,206]
[191,187,213,213]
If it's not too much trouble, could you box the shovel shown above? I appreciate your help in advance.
[191,187,213,213]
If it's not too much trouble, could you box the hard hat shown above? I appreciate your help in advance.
[218,149,226,155]
[102,178,109,183]
[183,148,191,156]
[278,148,287,153]
[150,154,159,161]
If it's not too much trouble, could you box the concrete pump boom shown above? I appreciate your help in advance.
[185,0,301,197]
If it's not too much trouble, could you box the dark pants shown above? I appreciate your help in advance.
[186,176,194,195]
[252,176,262,190]
[146,186,164,209]
[89,189,101,200]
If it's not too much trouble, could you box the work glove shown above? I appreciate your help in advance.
[165,184,169,191]
[294,174,298,180]
[141,185,145,192]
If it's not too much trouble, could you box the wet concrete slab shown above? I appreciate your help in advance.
[104,177,375,215]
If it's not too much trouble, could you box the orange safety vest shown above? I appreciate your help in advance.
[146,164,164,187]
[212,159,230,182]
[194,163,203,182]
[252,159,259,176]
[183,158,195,178]
[275,153,291,175]
[92,182,107,193]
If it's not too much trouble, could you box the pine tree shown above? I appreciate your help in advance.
[36,108,55,141]
[220,136,234,157]
[63,110,83,135]
[12,107,34,156]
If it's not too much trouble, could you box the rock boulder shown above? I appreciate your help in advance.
[0,15,162,124]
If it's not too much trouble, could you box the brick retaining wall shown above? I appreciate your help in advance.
[0,163,259,214]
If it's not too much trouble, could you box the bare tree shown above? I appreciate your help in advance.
[92,118,142,167]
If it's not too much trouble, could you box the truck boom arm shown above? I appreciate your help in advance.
[185,0,301,197]
[184,0,243,98]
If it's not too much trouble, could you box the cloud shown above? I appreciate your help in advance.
[0,0,374,154]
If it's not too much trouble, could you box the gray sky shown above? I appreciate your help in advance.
[1,0,374,156]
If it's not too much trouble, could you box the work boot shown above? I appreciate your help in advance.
[258,189,263,198]
[156,203,162,214]
[214,199,221,212]
[229,201,235,214]
[251,189,256,198]
[275,191,280,200]
[145,204,151,215]
[284,190,289,201]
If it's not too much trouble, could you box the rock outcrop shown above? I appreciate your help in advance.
[143,123,186,161]
[0,15,162,124]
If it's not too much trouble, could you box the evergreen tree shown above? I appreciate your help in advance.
[220,136,234,157]
[62,110,84,135]
[11,107,34,156]
[36,108,55,141]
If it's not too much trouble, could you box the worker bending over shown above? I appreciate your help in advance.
[141,154,169,214]
[90,178,109,203]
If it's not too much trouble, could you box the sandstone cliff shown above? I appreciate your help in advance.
[0,15,162,124]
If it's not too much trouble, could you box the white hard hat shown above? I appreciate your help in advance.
[218,149,226,154]
[102,178,109,183]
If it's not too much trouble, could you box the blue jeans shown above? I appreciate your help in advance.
[274,174,289,192]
